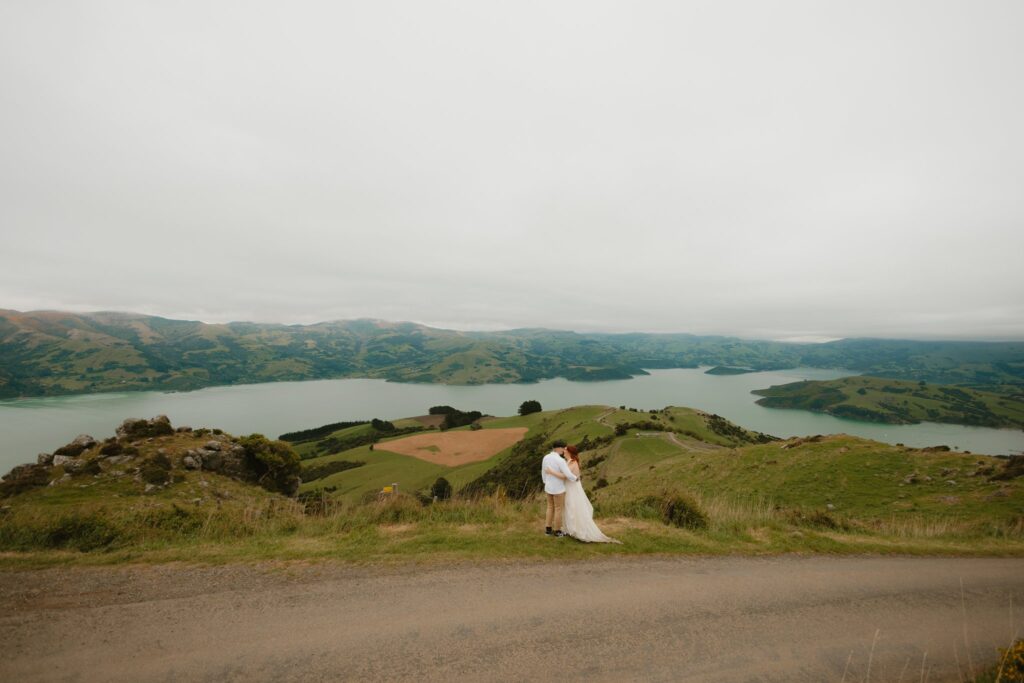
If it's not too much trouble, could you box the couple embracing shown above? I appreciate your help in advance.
[541,440,619,543]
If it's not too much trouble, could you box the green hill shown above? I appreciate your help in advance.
[753,376,1024,429]
[0,406,1021,566]
[3,309,1023,399]
[297,405,1022,531]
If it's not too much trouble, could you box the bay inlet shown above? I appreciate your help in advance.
[1,368,1022,472]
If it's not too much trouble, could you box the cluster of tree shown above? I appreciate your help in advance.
[702,414,777,444]
[613,420,664,436]
[279,420,369,443]
[518,400,542,416]
[575,433,615,452]
[300,459,365,483]
[310,423,424,458]
[429,405,483,429]
[430,477,453,500]
[461,432,551,499]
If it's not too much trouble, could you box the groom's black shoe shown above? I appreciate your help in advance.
[554,530,567,538]
[545,527,553,536]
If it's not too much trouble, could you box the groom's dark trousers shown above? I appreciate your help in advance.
[546,493,565,531]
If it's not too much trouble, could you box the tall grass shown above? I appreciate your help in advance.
[0,488,1020,560]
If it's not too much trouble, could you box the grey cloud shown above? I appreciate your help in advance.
[1,1,1022,339]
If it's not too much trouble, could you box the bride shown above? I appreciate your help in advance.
[547,445,620,543]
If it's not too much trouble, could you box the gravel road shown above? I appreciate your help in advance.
[1,556,1021,682]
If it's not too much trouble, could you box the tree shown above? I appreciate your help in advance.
[431,477,452,501]
[429,405,457,415]
[518,400,542,416]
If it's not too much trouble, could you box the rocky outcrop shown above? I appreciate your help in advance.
[4,416,301,499]
[116,416,174,440]
[0,463,52,497]
[53,434,97,457]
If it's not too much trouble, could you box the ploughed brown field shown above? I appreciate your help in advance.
[376,427,527,466]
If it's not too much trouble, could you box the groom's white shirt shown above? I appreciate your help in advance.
[542,451,578,495]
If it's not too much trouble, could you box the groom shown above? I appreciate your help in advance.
[542,440,578,537]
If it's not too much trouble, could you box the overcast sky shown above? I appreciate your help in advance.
[1,1,1022,341]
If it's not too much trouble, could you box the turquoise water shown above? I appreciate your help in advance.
[2,368,1022,472]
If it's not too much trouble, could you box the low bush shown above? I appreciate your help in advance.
[622,493,708,530]
[140,452,172,486]
[788,509,841,530]
[0,512,122,552]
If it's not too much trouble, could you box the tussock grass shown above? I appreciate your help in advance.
[3,487,1022,568]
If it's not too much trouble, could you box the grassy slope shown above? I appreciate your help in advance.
[2,406,1022,568]
[753,376,1024,429]
[298,404,1022,528]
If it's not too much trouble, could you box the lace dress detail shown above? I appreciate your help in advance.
[563,478,620,543]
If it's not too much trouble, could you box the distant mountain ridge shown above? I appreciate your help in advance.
[1,309,1022,399]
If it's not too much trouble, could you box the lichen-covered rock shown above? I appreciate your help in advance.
[52,454,77,468]
[198,449,223,472]
[182,454,202,470]
[53,434,97,457]
[37,452,54,466]
[116,415,174,439]
[61,458,87,474]
[203,440,222,452]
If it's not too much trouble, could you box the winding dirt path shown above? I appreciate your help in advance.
[1,556,1021,682]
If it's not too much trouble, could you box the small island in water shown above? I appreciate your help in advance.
[705,366,758,376]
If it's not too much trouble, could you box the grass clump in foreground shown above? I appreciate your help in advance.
[975,639,1024,682]
[1,485,1022,568]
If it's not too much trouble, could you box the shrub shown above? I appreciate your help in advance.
[627,493,708,529]
[431,477,453,500]
[237,434,302,496]
[140,452,172,486]
[462,432,551,499]
[99,441,123,456]
[518,400,542,416]
[789,509,840,529]
[975,638,1024,682]
[594,478,608,489]
[45,515,121,551]
[660,494,708,530]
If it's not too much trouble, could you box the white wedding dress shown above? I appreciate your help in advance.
[563,477,620,543]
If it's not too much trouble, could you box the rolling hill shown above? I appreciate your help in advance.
[2,308,1023,399]
[1,405,1021,565]
[297,405,1023,530]
[753,376,1024,429]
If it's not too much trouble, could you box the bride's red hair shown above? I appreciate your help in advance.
[565,445,580,465]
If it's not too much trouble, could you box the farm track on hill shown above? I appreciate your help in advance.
[1,556,1021,682]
